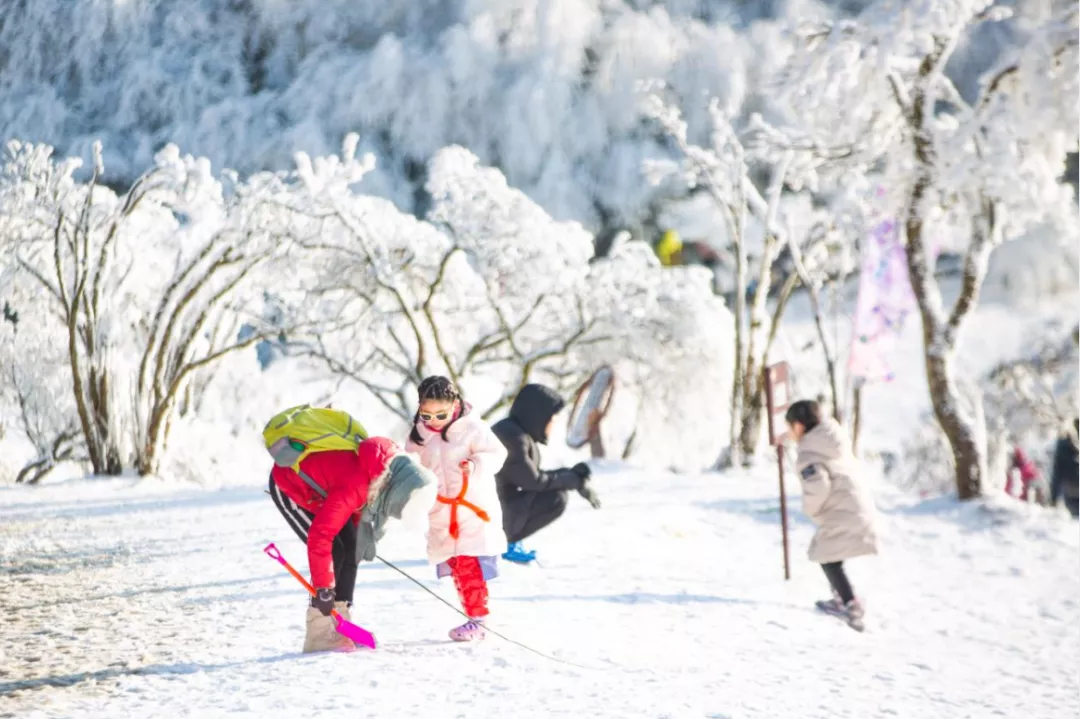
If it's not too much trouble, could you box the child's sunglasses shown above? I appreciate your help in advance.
[419,411,452,422]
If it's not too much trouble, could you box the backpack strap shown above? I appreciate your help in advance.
[298,468,328,499]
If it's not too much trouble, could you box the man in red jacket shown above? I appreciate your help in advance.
[268,436,436,652]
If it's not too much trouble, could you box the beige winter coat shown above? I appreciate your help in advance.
[795,419,879,564]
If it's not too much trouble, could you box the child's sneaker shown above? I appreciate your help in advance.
[815,596,845,616]
[502,541,536,564]
[449,618,487,642]
[844,599,866,632]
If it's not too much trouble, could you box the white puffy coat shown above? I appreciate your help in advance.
[795,419,880,564]
[405,412,507,565]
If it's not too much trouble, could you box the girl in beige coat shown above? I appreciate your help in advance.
[787,400,878,632]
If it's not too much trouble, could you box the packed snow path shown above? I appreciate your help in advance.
[2,466,1077,718]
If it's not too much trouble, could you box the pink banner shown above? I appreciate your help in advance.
[848,215,915,383]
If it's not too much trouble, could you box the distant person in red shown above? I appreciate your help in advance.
[268,438,436,653]
[1004,446,1042,503]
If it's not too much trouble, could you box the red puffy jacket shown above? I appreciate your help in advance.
[270,437,398,588]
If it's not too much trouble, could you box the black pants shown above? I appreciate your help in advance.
[503,490,569,543]
[269,477,358,604]
[821,561,855,605]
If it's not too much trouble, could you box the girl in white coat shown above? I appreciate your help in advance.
[786,399,878,632]
[405,376,507,641]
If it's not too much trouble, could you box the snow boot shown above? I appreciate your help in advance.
[449,618,487,642]
[502,541,536,564]
[302,606,356,653]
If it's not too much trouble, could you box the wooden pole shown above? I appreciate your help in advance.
[777,442,791,581]
[764,365,792,581]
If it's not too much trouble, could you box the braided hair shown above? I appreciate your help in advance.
[410,376,468,445]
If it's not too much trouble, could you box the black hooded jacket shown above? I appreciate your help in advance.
[492,384,582,499]
[1051,434,1079,503]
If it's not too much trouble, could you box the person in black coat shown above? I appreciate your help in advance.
[492,384,601,563]
[1050,418,1079,519]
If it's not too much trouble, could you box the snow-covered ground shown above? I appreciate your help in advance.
[2,463,1077,719]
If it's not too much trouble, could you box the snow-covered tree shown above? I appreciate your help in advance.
[778,192,861,425]
[643,91,864,466]
[128,148,306,476]
[0,0,809,232]
[573,234,733,468]
[282,139,596,419]
[289,139,731,454]
[284,140,472,419]
[780,0,1079,498]
[0,140,305,476]
[0,141,138,475]
[984,321,1078,457]
[0,280,86,484]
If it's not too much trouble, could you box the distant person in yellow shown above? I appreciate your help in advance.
[656,229,683,266]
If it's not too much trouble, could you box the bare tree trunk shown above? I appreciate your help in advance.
[137,331,271,476]
[736,154,792,462]
[895,38,993,500]
[737,270,800,462]
[922,343,984,499]
[621,427,638,460]
[727,226,747,468]
[787,227,842,421]
[802,277,841,422]
[851,382,863,455]
[58,176,124,476]
[904,175,990,500]
[737,236,778,461]
[15,429,81,484]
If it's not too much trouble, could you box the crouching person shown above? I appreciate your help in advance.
[268,436,436,652]
[492,384,601,564]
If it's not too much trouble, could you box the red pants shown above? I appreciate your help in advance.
[446,556,489,618]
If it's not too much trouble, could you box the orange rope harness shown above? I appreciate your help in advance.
[437,463,490,539]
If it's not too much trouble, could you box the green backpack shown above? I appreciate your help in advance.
[263,405,368,474]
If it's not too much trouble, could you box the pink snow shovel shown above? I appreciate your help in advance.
[264,543,377,649]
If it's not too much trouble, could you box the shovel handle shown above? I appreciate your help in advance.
[263,543,284,564]
[263,542,317,596]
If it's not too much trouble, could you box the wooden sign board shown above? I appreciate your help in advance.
[765,362,792,447]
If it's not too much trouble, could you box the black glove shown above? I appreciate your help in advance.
[311,587,336,616]
[578,478,601,509]
[571,462,592,480]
